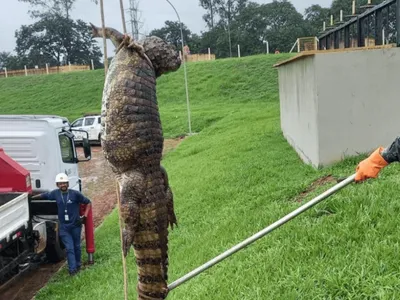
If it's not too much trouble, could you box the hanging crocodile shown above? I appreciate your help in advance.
[90,24,180,299]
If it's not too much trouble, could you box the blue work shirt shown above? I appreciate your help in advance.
[41,189,91,228]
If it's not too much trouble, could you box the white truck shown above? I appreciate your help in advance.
[0,115,92,285]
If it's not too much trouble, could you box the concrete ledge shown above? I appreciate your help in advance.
[273,44,397,68]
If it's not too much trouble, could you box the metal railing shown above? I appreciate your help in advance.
[318,0,400,50]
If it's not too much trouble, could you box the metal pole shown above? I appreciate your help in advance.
[289,39,298,53]
[383,28,385,45]
[168,174,356,291]
[119,0,127,34]
[99,0,108,75]
[165,0,192,135]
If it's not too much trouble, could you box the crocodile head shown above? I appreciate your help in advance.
[142,36,181,78]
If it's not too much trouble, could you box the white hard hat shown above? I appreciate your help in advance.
[55,173,69,183]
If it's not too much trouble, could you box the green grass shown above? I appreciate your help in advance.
[3,54,400,299]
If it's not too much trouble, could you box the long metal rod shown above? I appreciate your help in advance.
[168,173,356,291]
[165,0,192,135]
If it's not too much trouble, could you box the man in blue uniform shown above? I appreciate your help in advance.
[32,173,92,275]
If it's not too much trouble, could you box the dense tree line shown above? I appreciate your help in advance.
[0,0,391,71]
[0,0,102,71]
[149,0,389,58]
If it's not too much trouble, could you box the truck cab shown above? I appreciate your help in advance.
[0,115,91,192]
[0,114,92,286]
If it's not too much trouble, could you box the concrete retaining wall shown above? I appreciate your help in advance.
[276,47,400,168]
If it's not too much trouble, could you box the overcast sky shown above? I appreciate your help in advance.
[1,0,332,55]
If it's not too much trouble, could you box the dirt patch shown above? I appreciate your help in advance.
[293,175,338,203]
[0,137,185,300]
[163,136,186,156]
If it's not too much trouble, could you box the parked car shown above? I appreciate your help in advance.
[71,114,102,144]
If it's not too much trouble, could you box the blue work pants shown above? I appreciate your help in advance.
[59,224,82,273]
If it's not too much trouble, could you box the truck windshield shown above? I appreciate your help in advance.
[59,134,74,163]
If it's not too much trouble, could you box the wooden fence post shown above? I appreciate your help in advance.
[24,65,28,76]
[4,67,7,78]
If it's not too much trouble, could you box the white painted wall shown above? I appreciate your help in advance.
[277,47,400,168]
[278,55,319,166]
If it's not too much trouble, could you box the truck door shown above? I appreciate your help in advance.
[83,117,96,141]
[58,132,80,191]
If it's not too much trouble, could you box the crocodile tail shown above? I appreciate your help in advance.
[133,164,170,300]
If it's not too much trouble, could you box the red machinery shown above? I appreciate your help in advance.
[80,204,95,264]
[0,148,32,193]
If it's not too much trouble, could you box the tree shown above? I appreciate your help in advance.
[18,0,76,19]
[0,52,11,70]
[148,21,192,50]
[199,0,223,29]
[304,4,331,36]
[189,34,203,53]
[14,15,102,68]
[71,19,104,67]
[233,0,307,54]
[214,0,248,57]
[0,52,26,70]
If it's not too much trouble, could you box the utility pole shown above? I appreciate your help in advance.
[127,0,143,40]
[99,0,108,75]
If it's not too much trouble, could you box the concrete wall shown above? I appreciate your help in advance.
[278,55,319,166]
[277,47,400,168]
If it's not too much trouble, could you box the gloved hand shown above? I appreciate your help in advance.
[75,215,87,226]
[355,147,388,182]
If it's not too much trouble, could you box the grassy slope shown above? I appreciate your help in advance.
[2,55,400,299]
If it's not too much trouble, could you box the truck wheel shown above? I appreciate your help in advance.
[98,133,102,145]
[45,222,66,263]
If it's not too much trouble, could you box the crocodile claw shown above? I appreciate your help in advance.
[122,228,135,257]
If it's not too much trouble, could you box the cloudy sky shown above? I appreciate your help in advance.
[1,0,332,55]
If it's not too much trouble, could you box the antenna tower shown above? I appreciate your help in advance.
[127,0,143,40]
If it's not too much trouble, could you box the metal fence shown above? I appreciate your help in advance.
[318,0,400,50]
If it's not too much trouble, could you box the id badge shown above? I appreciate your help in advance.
[65,214,69,221]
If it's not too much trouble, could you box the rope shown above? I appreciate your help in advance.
[116,181,129,300]
[115,34,154,71]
